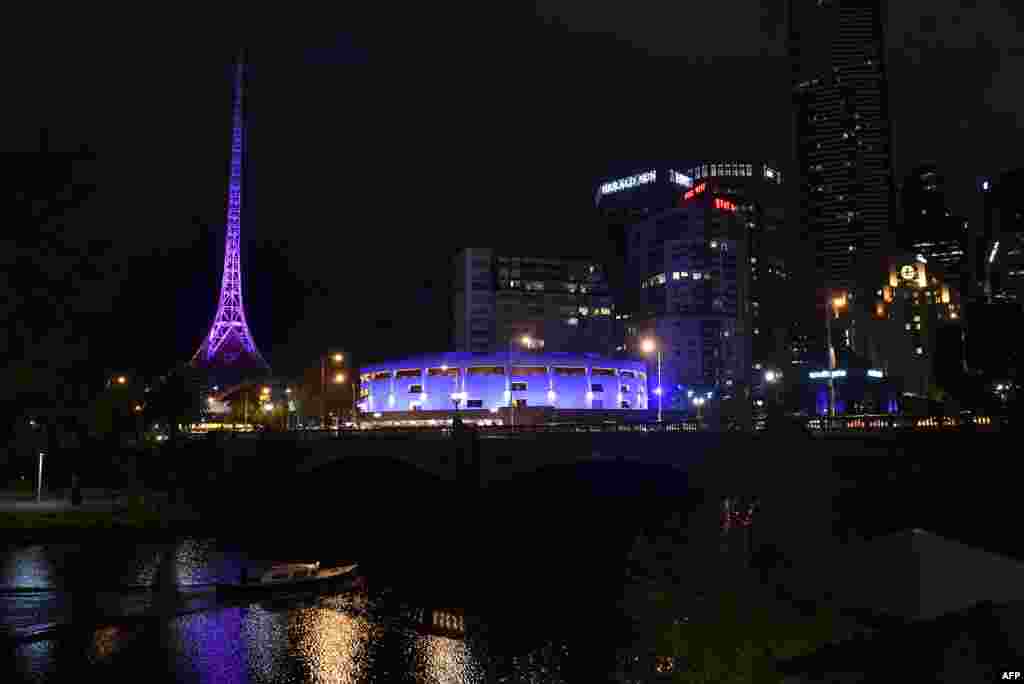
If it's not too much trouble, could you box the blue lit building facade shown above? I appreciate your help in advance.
[358,352,648,415]
[794,364,899,417]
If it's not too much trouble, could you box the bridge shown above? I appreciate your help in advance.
[196,413,1007,488]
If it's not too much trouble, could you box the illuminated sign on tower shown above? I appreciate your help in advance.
[600,170,657,196]
[668,170,693,187]
[683,181,707,201]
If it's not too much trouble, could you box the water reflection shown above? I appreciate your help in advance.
[412,633,483,684]
[0,545,68,589]
[2,541,498,682]
[167,608,248,684]
[287,602,374,683]
[8,595,489,682]
[0,539,223,592]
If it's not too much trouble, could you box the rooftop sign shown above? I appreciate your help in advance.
[600,170,657,196]
[668,170,693,187]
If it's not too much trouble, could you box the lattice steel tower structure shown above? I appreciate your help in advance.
[191,50,270,382]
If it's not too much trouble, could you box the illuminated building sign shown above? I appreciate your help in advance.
[714,198,737,212]
[867,370,884,378]
[600,170,657,195]
[683,181,707,201]
[686,163,754,181]
[668,170,693,187]
[900,264,918,281]
[809,369,847,379]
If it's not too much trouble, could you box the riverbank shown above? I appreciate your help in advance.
[0,489,205,541]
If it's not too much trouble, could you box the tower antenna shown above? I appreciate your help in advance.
[191,50,270,378]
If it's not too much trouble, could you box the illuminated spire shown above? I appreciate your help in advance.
[192,50,269,375]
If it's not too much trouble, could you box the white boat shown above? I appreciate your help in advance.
[217,562,361,595]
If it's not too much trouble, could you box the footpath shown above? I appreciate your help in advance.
[0,488,203,530]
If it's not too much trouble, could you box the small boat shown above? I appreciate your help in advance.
[217,562,361,596]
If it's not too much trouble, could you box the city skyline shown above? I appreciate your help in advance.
[7,7,1024,379]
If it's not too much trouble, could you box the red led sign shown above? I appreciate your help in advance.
[714,198,737,212]
[683,181,707,201]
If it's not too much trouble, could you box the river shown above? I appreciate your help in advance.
[0,539,571,682]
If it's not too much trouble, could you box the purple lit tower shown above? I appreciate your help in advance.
[191,51,270,383]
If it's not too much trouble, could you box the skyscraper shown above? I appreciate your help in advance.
[789,0,895,298]
[899,162,968,302]
[452,249,615,354]
[979,169,1024,305]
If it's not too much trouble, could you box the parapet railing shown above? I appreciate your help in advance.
[187,421,706,439]
[184,414,1006,439]
[804,414,1003,433]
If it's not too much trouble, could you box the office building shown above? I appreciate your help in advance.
[789,0,895,298]
[978,169,1024,305]
[858,252,962,399]
[598,162,788,423]
[452,249,615,354]
[900,162,969,303]
[624,181,751,412]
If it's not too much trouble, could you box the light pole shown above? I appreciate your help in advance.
[765,370,783,404]
[36,450,44,502]
[642,338,662,423]
[321,352,344,429]
[825,293,846,423]
[765,370,783,427]
[693,396,705,426]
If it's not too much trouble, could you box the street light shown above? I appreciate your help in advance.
[825,292,846,421]
[36,451,45,502]
[116,376,127,385]
[692,396,706,425]
[641,338,662,422]
[321,352,346,430]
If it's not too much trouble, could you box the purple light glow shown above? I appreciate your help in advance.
[191,51,269,372]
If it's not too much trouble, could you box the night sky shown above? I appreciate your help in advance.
[9,3,1023,381]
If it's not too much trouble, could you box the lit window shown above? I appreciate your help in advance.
[913,315,921,322]
[579,306,589,315]
[692,272,702,280]
[679,271,689,279]
[916,347,924,355]
[750,257,757,264]
[672,272,681,280]
[754,328,760,335]
[905,323,911,331]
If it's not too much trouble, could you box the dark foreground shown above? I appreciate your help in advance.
[3,430,1022,681]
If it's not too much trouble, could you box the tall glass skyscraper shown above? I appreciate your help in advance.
[789,0,895,297]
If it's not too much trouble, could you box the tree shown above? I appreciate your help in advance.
[619,506,861,682]
[148,365,203,442]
